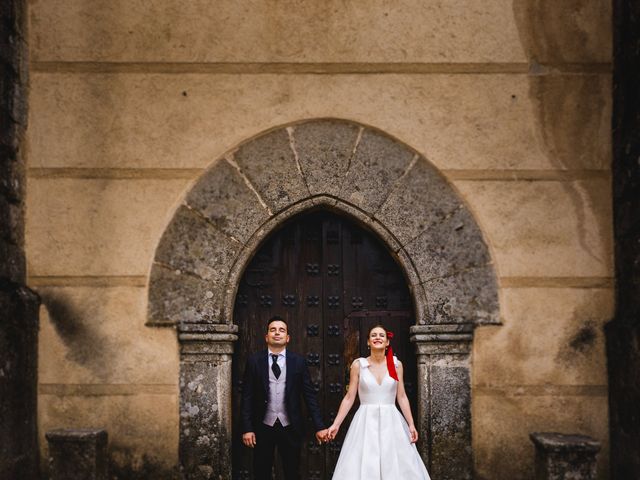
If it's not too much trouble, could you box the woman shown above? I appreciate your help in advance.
[327,325,431,479]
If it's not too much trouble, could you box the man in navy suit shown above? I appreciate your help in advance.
[241,315,327,480]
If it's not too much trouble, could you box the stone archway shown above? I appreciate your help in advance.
[146,119,499,480]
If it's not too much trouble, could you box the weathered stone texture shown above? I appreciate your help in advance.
[233,128,308,213]
[0,286,40,480]
[186,159,270,244]
[1,1,39,478]
[403,206,491,283]
[608,0,640,477]
[454,179,613,278]
[39,393,179,478]
[26,178,190,276]
[375,158,463,246]
[412,325,473,480]
[46,429,108,480]
[422,266,499,324]
[29,73,611,172]
[475,288,612,387]
[30,0,611,63]
[291,120,361,197]
[155,205,241,283]
[339,128,415,213]
[148,265,224,325]
[530,432,600,480]
[38,286,178,384]
[179,346,234,480]
[429,364,472,480]
[474,393,609,480]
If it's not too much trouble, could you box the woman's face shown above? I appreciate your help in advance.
[368,327,389,351]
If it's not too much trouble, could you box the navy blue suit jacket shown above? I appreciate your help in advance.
[240,350,325,435]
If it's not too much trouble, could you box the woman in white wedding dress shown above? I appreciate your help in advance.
[327,325,431,480]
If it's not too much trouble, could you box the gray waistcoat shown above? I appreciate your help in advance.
[263,354,290,426]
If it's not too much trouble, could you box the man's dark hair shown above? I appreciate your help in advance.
[266,315,288,333]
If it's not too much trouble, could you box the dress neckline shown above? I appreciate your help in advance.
[361,357,389,386]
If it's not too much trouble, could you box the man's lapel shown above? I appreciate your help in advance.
[259,350,269,394]
[285,353,293,397]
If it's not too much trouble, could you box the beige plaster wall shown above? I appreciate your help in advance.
[27,1,612,478]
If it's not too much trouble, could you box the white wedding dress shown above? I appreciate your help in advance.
[331,357,431,480]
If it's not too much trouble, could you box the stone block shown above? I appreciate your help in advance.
[154,205,241,282]
[232,128,308,213]
[45,429,108,480]
[291,119,361,197]
[179,356,233,479]
[37,285,178,385]
[403,206,491,282]
[0,193,24,245]
[473,393,608,480]
[29,73,610,172]
[422,266,499,324]
[185,158,270,244]
[30,0,610,63]
[25,177,190,276]
[375,158,463,246]
[453,179,613,278]
[0,236,25,282]
[38,393,179,477]
[429,363,472,480]
[148,264,223,325]
[474,288,613,387]
[530,432,600,480]
[339,128,415,213]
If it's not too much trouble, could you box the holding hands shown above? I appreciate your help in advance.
[315,424,339,444]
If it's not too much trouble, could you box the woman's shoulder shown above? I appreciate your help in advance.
[351,357,368,369]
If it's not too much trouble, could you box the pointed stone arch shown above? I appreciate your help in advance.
[146,119,499,479]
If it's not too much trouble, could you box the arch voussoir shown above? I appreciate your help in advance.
[186,158,270,244]
[421,265,499,324]
[232,128,309,213]
[147,264,223,325]
[338,128,416,213]
[375,158,464,246]
[290,119,361,197]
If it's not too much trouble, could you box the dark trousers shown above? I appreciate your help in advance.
[254,421,301,480]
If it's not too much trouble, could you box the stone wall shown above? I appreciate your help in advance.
[28,2,613,479]
[0,0,40,478]
[607,0,640,478]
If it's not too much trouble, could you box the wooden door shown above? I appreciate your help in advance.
[232,210,416,480]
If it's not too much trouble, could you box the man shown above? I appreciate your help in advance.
[241,315,327,480]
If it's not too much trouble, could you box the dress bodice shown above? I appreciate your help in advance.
[357,357,397,405]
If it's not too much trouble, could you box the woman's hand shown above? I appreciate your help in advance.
[327,424,339,441]
[408,425,419,443]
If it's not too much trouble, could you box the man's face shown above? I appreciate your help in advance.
[265,320,290,349]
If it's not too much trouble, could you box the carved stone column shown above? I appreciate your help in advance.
[410,324,474,480]
[178,323,238,480]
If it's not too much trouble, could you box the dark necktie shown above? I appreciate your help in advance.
[271,354,281,379]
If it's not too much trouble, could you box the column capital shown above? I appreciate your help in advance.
[178,323,238,357]
[410,324,474,355]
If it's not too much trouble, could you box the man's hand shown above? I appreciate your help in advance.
[315,429,329,444]
[242,432,256,448]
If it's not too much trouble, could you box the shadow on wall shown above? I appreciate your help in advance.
[40,290,112,381]
[513,0,611,264]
